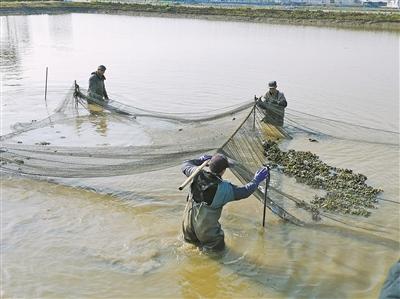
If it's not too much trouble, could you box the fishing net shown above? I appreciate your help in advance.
[1,82,399,226]
[284,108,399,146]
[1,84,255,178]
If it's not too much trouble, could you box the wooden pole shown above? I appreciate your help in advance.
[178,160,209,191]
[253,96,257,131]
[44,67,48,102]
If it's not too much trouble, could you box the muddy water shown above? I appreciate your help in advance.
[1,14,399,298]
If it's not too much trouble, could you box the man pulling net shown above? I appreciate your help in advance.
[181,154,269,252]
[88,65,109,104]
[256,80,287,126]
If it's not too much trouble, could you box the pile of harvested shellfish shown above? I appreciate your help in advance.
[263,140,382,217]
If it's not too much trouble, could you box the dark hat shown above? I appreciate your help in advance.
[268,81,277,88]
[209,154,230,174]
[98,65,106,71]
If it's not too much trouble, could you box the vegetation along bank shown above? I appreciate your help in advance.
[1,1,400,31]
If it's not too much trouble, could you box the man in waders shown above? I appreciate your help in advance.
[263,81,287,107]
[182,154,269,252]
[256,81,287,126]
[88,65,109,103]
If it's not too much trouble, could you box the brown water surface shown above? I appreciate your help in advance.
[1,13,399,298]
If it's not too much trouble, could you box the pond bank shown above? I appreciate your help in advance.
[1,1,400,31]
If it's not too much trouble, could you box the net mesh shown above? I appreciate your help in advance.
[284,108,399,146]
[1,83,398,226]
[1,84,255,178]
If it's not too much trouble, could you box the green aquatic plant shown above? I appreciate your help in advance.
[263,140,382,217]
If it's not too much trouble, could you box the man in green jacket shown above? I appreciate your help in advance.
[88,65,109,103]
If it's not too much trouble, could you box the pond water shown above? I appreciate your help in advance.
[1,13,399,298]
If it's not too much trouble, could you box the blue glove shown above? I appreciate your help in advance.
[254,167,270,184]
[199,154,213,163]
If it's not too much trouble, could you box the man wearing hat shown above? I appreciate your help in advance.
[257,81,287,126]
[88,65,109,103]
[263,81,287,107]
[181,154,269,251]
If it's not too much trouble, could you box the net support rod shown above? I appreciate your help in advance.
[253,98,257,131]
[74,80,78,108]
[262,167,270,227]
[178,160,209,191]
[44,67,48,102]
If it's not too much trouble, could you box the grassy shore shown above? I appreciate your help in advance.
[1,1,399,31]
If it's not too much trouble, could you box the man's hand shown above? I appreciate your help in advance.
[253,167,270,184]
[255,97,264,108]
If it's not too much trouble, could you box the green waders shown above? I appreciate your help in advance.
[182,199,225,251]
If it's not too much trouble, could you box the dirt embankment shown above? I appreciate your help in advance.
[1,1,400,31]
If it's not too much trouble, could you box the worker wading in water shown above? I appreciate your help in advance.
[88,65,109,105]
[182,154,269,252]
[262,81,287,107]
[256,80,287,126]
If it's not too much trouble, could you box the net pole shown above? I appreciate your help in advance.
[253,103,256,131]
[262,168,270,227]
[44,67,48,102]
[74,80,78,108]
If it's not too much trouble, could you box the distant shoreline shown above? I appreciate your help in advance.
[1,1,400,31]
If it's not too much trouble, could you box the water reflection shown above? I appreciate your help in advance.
[0,16,30,84]
[88,105,108,137]
[74,105,109,138]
